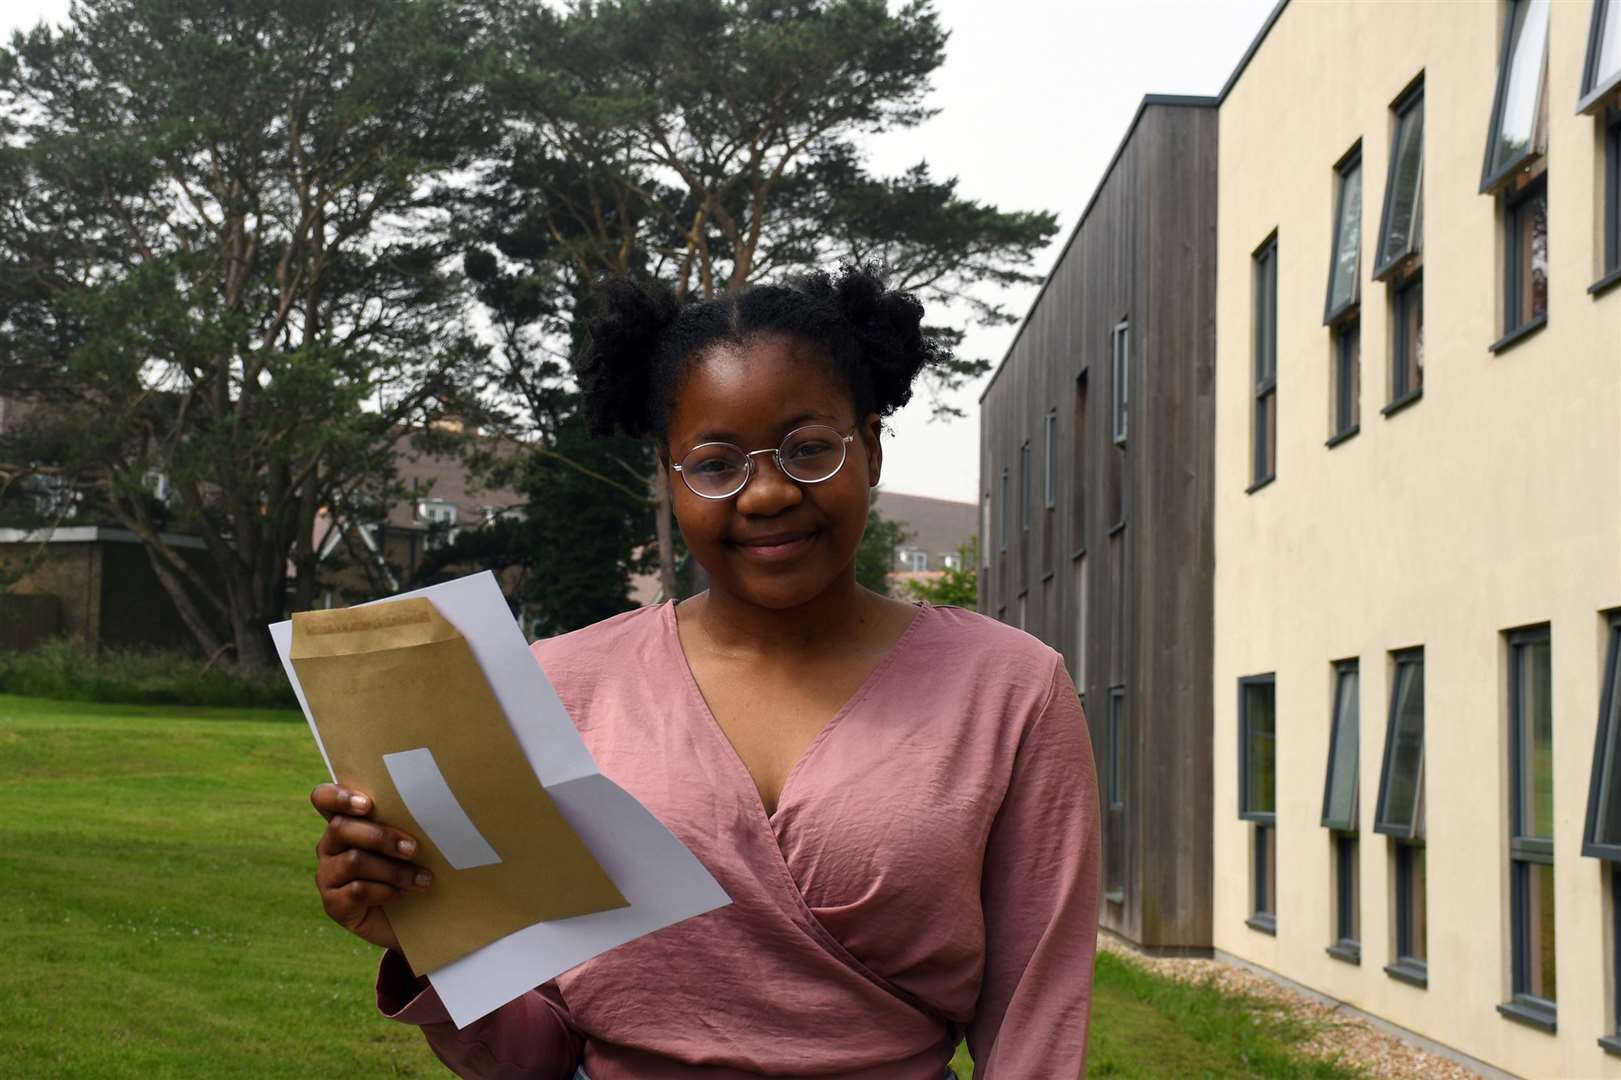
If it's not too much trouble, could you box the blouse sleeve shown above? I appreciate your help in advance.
[967,658,1103,1078]
[375,948,583,1079]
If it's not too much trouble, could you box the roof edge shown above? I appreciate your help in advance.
[978,93,1217,403]
[978,0,1292,405]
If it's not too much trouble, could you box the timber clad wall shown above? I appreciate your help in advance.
[979,101,1218,951]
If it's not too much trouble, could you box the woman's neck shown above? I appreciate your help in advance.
[681,573,896,660]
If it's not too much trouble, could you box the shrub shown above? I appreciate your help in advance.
[0,639,299,710]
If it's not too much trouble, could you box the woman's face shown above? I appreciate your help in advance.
[664,333,882,610]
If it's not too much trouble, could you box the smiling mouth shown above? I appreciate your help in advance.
[732,530,817,560]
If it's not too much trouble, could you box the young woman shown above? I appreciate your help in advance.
[309,265,1101,1079]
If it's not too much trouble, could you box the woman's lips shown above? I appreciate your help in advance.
[733,530,817,560]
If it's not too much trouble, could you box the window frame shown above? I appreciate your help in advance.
[1601,105,1621,289]
[1239,673,1278,825]
[1387,271,1424,409]
[1500,625,1557,1029]
[998,467,1009,553]
[1106,684,1127,903]
[1251,235,1279,489]
[1324,145,1364,325]
[1249,822,1278,934]
[1584,612,1621,861]
[1578,0,1621,116]
[1329,832,1361,963]
[1044,412,1058,510]
[1374,648,1426,840]
[1500,173,1550,340]
[1322,660,1360,831]
[1331,316,1361,442]
[1373,81,1426,281]
[1388,839,1429,985]
[1020,442,1031,533]
[1111,321,1130,446]
[1481,0,1552,195]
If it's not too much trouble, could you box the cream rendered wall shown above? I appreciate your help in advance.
[1212,3,1621,1079]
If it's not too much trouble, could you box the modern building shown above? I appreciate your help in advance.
[1212,2,1620,1077]
[876,490,976,576]
[982,0,1621,1074]
[978,98,1219,952]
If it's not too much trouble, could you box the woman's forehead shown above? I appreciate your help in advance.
[668,335,853,444]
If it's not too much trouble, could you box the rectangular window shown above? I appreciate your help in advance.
[1072,555,1087,692]
[1391,840,1428,982]
[1326,148,1363,442]
[1239,674,1278,931]
[1111,321,1129,445]
[1324,148,1363,324]
[1390,273,1424,405]
[1323,661,1360,830]
[1374,83,1424,281]
[1501,177,1549,339]
[1019,443,1031,532]
[1603,106,1621,285]
[981,491,992,568]
[1239,675,1278,822]
[1584,612,1621,860]
[1333,322,1361,438]
[1106,686,1126,902]
[1377,648,1426,986]
[1252,237,1278,487]
[998,468,1009,553]
[1044,413,1058,509]
[1580,0,1621,114]
[1072,373,1089,550]
[1482,0,1551,194]
[1253,823,1277,931]
[1375,649,1425,839]
[1325,661,1360,962]
[1500,626,1556,1031]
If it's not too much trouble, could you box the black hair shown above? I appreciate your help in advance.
[576,263,950,446]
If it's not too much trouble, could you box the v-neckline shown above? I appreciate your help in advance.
[663,598,930,825]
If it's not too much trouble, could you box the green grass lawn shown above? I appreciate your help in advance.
[0,694,1361,1078]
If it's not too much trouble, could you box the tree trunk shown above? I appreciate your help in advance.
[653,455,677,601]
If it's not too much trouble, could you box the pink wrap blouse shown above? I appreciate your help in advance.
[376,600,1101,1078]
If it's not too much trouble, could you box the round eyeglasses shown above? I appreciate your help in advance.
[672,424,855,500]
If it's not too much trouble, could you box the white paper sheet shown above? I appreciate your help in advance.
[383,747,503,871]
[270,571,731,1028]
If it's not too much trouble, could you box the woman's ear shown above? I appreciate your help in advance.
[860,413,882,487]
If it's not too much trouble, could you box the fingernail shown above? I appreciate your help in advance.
[398,838,417,856]
[349,794,369,811]
[415,871,432,887]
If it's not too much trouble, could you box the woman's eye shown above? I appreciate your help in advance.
[787,441,832,458]
[693,457,739,475]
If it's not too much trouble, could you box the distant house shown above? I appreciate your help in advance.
[874,490,976,590]
[311,432,525,606]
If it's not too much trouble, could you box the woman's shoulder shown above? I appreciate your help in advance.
[525,600,664,668]
[910,602,1065,688]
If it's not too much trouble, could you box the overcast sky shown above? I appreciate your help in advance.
[3,0,1279,505]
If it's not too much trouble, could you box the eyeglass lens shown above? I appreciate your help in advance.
[679,425,847,499]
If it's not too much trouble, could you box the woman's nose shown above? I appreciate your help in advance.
[734,453,803,514]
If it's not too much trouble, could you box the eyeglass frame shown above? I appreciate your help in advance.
[670,423,858,501]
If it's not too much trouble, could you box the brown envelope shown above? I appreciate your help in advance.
[292,597,627,974]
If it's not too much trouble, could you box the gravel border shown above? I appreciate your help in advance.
[1097,937,1483,1079]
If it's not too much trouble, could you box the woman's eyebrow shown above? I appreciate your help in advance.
[690,413,835,445]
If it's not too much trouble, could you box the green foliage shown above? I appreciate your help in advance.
[419,413,654,637]
[903,537,977,608]
[0,640,297,710]
[855,498,909,596]
[0,0,499,669]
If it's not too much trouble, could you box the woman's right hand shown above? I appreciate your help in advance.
[311,783,433,952]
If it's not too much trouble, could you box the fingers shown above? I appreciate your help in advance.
[310,782,374,821]
[316,813,420,861]
[322,879,403,921]
[318,847,432,894]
